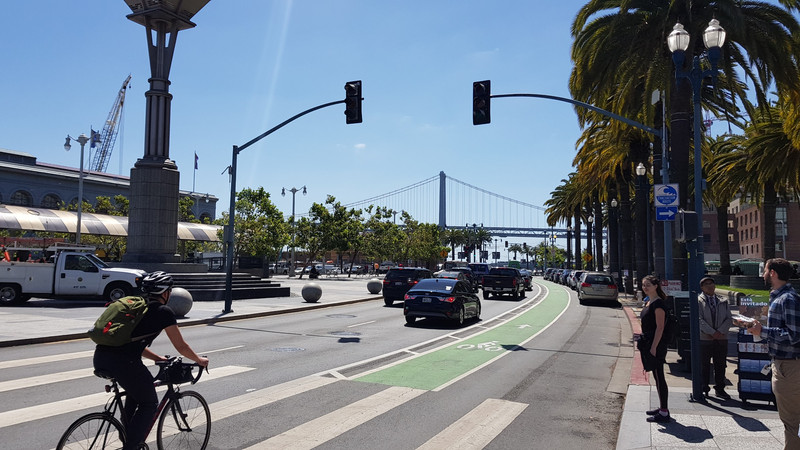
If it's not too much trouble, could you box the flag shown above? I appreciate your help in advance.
[90,129,101,148]
[194,152,198,170]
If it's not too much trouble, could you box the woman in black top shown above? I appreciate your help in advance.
[93,272,209,450]
[640,274,670,423]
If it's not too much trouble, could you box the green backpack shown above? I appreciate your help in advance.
[88,296,151,346]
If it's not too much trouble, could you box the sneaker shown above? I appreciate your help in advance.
[646,412,671,423]
[646,408,660,416]
[715,389,731,400]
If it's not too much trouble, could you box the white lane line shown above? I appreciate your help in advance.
[417,398,528,450]
[245,386,425,450]
[0,365,254,429]
[0,345,240,371]
[347,320,376,328]
[0,350,94,369]
[0,360,159,393]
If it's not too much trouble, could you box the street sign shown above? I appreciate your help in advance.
[656,206,678,221]
[654,184,679,207]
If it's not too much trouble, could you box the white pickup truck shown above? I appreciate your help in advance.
[0,251,145,305]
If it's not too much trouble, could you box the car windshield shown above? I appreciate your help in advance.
[410,278,456,293]
[386,269,416,280]
[437,271,461,278]
[489,268,517,276]
[586,275,613,284]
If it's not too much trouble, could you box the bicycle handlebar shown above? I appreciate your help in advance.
[155,356,209,385]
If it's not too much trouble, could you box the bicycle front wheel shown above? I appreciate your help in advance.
[156,390,210,450]
[56,412,126,450]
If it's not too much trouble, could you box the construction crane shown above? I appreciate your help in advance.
[89,75,131,173]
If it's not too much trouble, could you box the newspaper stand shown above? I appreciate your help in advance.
[737,330,775,405]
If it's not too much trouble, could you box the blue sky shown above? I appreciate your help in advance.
[1,1,680,238]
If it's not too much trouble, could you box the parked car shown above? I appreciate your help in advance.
[568,270,585,290]
[518,269,533,291]
[544,268,555,281]
[403,278,481,326]
[577,272,619,304]
[377,261,396,274]
[382,267,434,306]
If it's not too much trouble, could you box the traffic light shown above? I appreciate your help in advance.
[472,80,491,125]
[90,128,101,148]
[505,240,508,248]
[676,209,698,243]
[344,80,362,124]
[523,242,527,250]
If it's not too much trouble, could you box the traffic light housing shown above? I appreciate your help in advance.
[344,80,362,124]
[676,209,698,243]
[472,80,491,125]
[505,240,508,248]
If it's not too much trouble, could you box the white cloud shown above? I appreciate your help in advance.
[354,143,367,149]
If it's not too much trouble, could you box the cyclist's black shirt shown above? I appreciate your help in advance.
[96,301,177,358]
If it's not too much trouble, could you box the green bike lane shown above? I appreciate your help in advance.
[355,285,569,391]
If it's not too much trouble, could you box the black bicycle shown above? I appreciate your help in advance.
[56,357,210,450]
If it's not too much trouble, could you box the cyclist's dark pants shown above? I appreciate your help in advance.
[94,349,157,450]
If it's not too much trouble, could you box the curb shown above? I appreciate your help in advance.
[623,306,649,386]
[0,296,382,348]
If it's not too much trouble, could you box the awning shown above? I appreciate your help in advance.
[0,205,221,242]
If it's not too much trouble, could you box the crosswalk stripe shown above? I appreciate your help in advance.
[244,386,426,449]
[0,361,160,394]
[0,365,253,429]
[417,398,528,449]
[0,350,94,370]
[146,376,339,447]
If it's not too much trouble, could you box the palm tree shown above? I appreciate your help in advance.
[443,229,466,261]
[709,101,800,261]
[570,0,800,283]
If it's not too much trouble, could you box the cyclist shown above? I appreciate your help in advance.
[93,271,209,450]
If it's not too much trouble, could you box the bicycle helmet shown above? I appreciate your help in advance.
[141,271,174,295]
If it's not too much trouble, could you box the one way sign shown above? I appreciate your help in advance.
[656,206,678,221]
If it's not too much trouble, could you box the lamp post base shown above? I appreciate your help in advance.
[123,159,180,264]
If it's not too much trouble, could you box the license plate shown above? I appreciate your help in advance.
[422,297,432,303]
[394,282,403,286]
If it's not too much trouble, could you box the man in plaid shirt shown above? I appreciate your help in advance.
[752,258,800,449]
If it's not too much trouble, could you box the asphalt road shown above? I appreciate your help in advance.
[2,280,632,449]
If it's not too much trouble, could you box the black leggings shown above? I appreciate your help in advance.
[94,350,158,449]
[651,360,669,410]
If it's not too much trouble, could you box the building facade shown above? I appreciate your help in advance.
[0,148,217,222]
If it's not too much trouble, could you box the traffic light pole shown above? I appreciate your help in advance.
[223,88,361,313]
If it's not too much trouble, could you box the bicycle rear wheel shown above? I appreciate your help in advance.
[156,390,210,450]
[56,412,125,450]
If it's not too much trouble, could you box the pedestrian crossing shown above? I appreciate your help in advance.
[0,348,533,449]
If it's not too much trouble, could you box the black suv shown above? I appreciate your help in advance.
[382,267,433,306]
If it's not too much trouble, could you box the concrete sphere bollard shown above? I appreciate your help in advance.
[169,287,193,317]
[367,278,383,294]
[302,282,322,303]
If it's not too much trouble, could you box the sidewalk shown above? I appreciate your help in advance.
[0,275,382,348]
[616,295,784,449]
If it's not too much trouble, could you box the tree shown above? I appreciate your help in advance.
[221,187,288,266]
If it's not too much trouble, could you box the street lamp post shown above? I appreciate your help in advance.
[635,162,650,280]
[282,186,307,278]
[121,0,210,264]
[64,134,91,244]
[610,199,623,291]
[668,18,726,402]
[549,233,557,268]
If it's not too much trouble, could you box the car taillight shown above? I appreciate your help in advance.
[512,278,517,286]
[404,294,415,300]
[608,284,617,290]
[581,282,591,288]
[481,276,485,285]
[383,279,389,285]
[442,296,456,303]
[408,278,418,285]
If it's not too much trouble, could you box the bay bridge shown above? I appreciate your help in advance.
[342,171,568,239]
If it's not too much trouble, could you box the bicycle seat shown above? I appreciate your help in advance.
[93,369,116,380]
